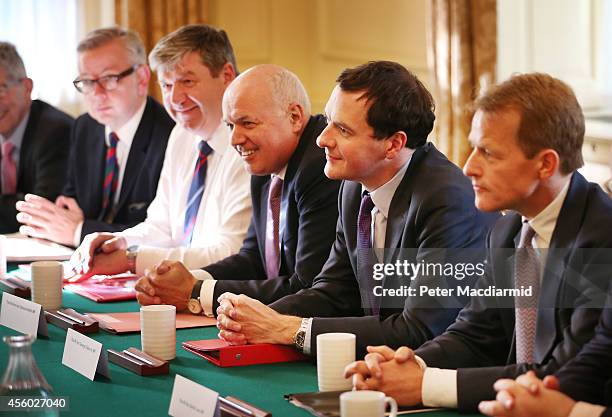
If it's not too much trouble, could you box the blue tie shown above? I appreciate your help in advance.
[183,140,213,244]
[357,191,379,315]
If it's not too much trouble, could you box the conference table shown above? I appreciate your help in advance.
[0,269,481,417]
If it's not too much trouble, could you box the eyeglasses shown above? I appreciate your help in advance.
[0,78,25,98]
[73,65,139,94]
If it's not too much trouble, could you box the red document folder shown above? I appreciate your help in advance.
[182,339,308,367]
[63,274,138,302]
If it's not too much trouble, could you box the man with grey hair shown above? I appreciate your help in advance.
[71,24,252,281]
[132,64,340,315]
[16,27,174,245]
[0,41,73,233]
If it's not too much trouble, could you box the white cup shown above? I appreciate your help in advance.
[0,235,7,277]
[30,261,63,310]
[317,333,356,392]
[140,305,176,360]
[340,390,398,417]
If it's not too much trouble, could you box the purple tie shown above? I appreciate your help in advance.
[515,221,540,363]
[1,141,17,195]
[265,176,283,278]
[357,192,379,314]
[102,132,119,222]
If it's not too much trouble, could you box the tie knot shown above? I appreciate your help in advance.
[109,132,119,147]
[269,176,283,199]
[360,191,375,214]
[198,140,214,157]
[518,221,536,249]
[2,140,14,156]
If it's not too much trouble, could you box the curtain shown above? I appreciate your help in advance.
[114,0,210,101]
[427,0,497,167]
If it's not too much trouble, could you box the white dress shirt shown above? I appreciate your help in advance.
[118,122,252,274]
[420,179,571,408]
[72,99,147,245]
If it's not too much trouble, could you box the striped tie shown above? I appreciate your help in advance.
[265,176,283,278]
[357,191,379,315]
[102,132,120,222]
[183,140,213,244]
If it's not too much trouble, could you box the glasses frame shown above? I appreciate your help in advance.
[73,64,139,94]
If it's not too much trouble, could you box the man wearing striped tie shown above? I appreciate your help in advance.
[343,73,612,413]
[71,25,252,280]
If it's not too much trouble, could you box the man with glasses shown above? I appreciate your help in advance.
[0,42,73,233]
[16,27,174,246]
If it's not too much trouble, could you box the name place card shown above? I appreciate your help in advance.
[62,328,109,380]
[0,292,48,337]
[168,374,220,417]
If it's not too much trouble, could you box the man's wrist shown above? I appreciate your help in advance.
[280,316,303,345]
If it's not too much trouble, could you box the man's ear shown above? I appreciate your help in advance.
[287,102,306,134]
[137,65,151,96]
[385,131,407,159]
[220,62,236,86]
[537,149,561,179]
[23,77,34,96]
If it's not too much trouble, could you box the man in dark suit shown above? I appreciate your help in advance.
[134,64,340,315]
[0,42,73,233]
[15,27,173,246]
[213,61,498,357]
[345,73,612,413]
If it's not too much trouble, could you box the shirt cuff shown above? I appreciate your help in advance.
[73,221,84,246]
[192,269,215,317]
[303,318,314,355]
[568,402,606,417]
[421,367,458,408]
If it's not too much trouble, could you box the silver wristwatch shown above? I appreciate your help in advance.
[292,318,310,352]
[126,245,139,273]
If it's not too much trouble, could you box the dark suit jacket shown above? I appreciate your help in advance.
[62,96,174,241]
[204,115,340,310]
[415,172,612,412]
[271,143,499,357]
[0,100,73,233]
[556,302,612,406]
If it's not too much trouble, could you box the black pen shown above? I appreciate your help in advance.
[219,397,254,416]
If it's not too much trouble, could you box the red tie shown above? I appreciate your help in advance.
[1,141,17,195]
[265,176,283,278]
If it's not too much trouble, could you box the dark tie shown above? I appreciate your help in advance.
[357,191,379,315]
[183,140,213,245]
[514,221,540,363]
[1,140,17,195]
[265,176,283,278]
[102,132,119,222]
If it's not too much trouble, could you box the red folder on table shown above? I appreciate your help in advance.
[63,274,138,302]
[182,339,308,367]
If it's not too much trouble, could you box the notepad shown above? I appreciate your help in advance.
[2,234,73,262]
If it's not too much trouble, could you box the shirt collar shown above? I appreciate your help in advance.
[273,165,287,181]
[198,121,229,156]
[361,154,413,219]
[104,98,147,147]
[0,108,30,152]
[523,178,571,247]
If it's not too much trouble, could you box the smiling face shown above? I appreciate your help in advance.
[158,52,233,138]
[77,38,148,131]
[463,108,542,214]
[316,86,392,189]
[223,76,303,175]
[0,67,31,137]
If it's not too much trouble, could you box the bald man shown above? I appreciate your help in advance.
[135,64,341,315]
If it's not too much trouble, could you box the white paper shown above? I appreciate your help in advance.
[0,292,46,336]
[168,374,220,417]
[62,328,105,380]
[3,234,73,262]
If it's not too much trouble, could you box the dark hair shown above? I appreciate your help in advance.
[336,61,435,148]
[475,72,584,174]
[149,24,238,77]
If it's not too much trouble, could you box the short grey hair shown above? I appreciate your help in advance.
[0,42,27,81]
[267,67,311,115]
[77,26,146,65]
[149,24,237,76]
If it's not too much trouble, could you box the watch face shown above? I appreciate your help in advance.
[295,331,305,348]
[187,299,202,314]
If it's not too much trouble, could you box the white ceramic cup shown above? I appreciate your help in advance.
[0,235,6,277]
[30,260,63,310]
[340,390,398,417]
[140,305,176,360]
[317,333,356,392]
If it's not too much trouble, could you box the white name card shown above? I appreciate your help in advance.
[62,328,109,380]
[168,374,220,417]
[0,292,48,337]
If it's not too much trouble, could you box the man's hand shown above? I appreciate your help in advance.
[344,345,423,406]
[16,194,84,246]
[135,260,196,311]
[70,232,127,277]
[478,372,575,417]
[216,292,301,346]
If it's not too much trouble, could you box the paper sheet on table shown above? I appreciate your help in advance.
[87,311,217,333]
[2,233,74,262]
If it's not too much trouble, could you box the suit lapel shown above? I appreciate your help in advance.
[115,99,153,212]
[535,173,587,362]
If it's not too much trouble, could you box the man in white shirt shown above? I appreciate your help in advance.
[344,73,612,412]
[72,24,251,276]
[15,27,174,245]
